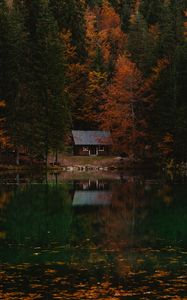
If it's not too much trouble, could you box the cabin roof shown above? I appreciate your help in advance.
[72,130,112,145]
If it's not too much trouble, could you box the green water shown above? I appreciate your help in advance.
[0,173,186,299]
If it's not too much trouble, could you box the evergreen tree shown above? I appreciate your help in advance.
[27,0,69,163]
[0,0,9,101]
[110,0,136,32]
[158,4,178,59]
[139,0,164,25]
[150,42,187,162]
[0,0,186,165]
[86,0,102,8]
[0,1,29,163]
[127,13,158,75]
[49,0,87,59]
[173,42,187,161]
[150,62,176,149]
[150,0,187,162]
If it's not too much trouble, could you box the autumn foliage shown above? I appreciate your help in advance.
[100,55,149,156]
[0,0,187,163]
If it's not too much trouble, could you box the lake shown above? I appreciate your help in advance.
[0,172,186,299]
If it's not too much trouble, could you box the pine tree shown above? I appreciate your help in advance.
[0,1,29,163]
[0,0,9,101]
[149,0,187,162]
[139,0,164,25]
[0,100,8,149]
[109,0,136,32]
[27,0,69,164]
[86,0,102,8]
[173,41,187,162]
[158,4,178,59]
[49,0,87,59]
[127,13,159,75]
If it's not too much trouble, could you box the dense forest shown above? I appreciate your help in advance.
[0,0,187,164]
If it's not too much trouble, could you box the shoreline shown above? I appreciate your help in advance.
[0,156,157,172]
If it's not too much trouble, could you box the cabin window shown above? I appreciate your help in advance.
[83,146,89,151]
[99,146,104,151]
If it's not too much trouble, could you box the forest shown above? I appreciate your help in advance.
[0,0,187,164]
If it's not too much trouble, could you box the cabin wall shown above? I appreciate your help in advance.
[73,145,110,156]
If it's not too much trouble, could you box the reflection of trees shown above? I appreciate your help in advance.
[1,178,186,266]
[0,178,186,300]
[139,182,187,246]
[0,188,13,241]
[97,178,150,249]
[0,190,12,210]
[65,178,186,265]
[4,184,72,245]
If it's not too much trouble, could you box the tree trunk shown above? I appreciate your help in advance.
[16,149,19,166]
[16,173,20,185]
[131,102,135,159]
[55,149,58,164]
[55,172,58,185]
[45,144,48,169]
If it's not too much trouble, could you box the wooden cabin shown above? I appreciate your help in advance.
[72,130,112,156]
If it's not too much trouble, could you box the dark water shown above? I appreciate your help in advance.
[0,172,186,299]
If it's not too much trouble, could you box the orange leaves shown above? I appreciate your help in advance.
[158,133,174,157]
[100,0,121,30]
[66,63,87,109]
[83,70,107,124]
[102,55,143,116]
[85,1,127,65]
[100,55,150,155]
[60,30,76,62]
[112,55,143,91]
[0,100,9,148]
[82,1,128,127]
[0,134,10,148]
[87,71,107,94]
[0,191,12,210]
[85,9,98,62]
[145,58,170,94]
[148,24,160,41]
[184,10,187,39]
[152,58,170,81]
[0,100,5,108]
[163,133,174,144]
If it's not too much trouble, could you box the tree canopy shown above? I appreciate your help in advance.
[0,0,187,163]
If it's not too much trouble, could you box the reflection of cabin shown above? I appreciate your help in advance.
[73,191,112,206]
[72,179,112,206]
[72,130,112,156]
[74,180,110,191]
